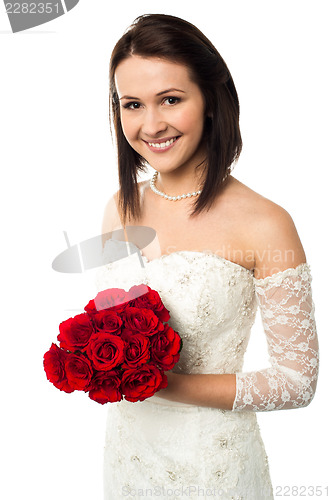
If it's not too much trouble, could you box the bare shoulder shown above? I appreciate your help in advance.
[228,177,307,279]
[101,181,147,248]
[101,188,123,248]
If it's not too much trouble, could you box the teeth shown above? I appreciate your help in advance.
[148,137,177,148]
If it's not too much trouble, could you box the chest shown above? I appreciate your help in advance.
[129,187,255,271]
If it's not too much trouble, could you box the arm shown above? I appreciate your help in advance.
[101,190,121,250]
[232,261,319,411]
[157,372,237,411]
[158,206,319,411]
[94,190,123,291]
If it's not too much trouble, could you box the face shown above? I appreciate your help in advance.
[114,56,207,175]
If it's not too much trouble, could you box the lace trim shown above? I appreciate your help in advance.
[253,262,312,288]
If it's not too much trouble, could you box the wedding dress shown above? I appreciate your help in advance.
[94,195,319,500]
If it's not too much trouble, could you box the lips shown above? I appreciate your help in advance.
[143,136,180,153]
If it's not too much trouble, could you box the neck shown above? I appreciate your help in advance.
[154,160,207,197]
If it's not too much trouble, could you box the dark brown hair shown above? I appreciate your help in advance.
[109,14,242,226]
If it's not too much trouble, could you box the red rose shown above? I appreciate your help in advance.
[121,307,164,337]
[84,288,130,315]
[126,284,150,302]
[64,352,93,391]
[121,363,168,402]
[86,332,125,371]
[150,324,182,370]
[129,285,170,322]
[43,343,74,393]
[88,370,123,404]
[121,330,150,369]
[57,313,95,351]
[92,309,123,335]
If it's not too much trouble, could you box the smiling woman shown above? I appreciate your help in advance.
[114,56,207,185]
[96,12,319,500]
[109,13,242,226]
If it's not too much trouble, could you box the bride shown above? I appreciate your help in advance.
[95,13,319,499]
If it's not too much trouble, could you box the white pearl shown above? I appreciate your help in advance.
[150,171,202,201]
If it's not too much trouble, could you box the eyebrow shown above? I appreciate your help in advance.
[119,88,185,100]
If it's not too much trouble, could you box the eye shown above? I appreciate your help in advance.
[163,96,181,106]
[122,102,141,110]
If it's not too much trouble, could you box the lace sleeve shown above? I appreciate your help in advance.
[232,263,319,412]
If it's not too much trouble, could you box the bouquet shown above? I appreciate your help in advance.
[43,284,182,404]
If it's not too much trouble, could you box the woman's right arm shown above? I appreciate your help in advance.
[101,190,121,251]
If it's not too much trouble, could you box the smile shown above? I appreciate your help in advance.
[144,136,180,152]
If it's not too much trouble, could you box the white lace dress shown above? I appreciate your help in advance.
[94,245,319,500]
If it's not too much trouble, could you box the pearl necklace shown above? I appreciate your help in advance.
[150,171,202,201]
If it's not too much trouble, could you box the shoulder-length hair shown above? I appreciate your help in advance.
[109,13,242,226]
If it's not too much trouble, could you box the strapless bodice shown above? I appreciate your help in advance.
[94,245,258,377]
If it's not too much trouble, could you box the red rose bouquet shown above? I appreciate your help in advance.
[43,284,182,404]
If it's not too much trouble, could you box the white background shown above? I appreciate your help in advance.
[0,1,331,499]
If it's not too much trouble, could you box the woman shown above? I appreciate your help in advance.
[95,13,319,499]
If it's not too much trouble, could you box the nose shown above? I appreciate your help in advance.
[141,107,167,138]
